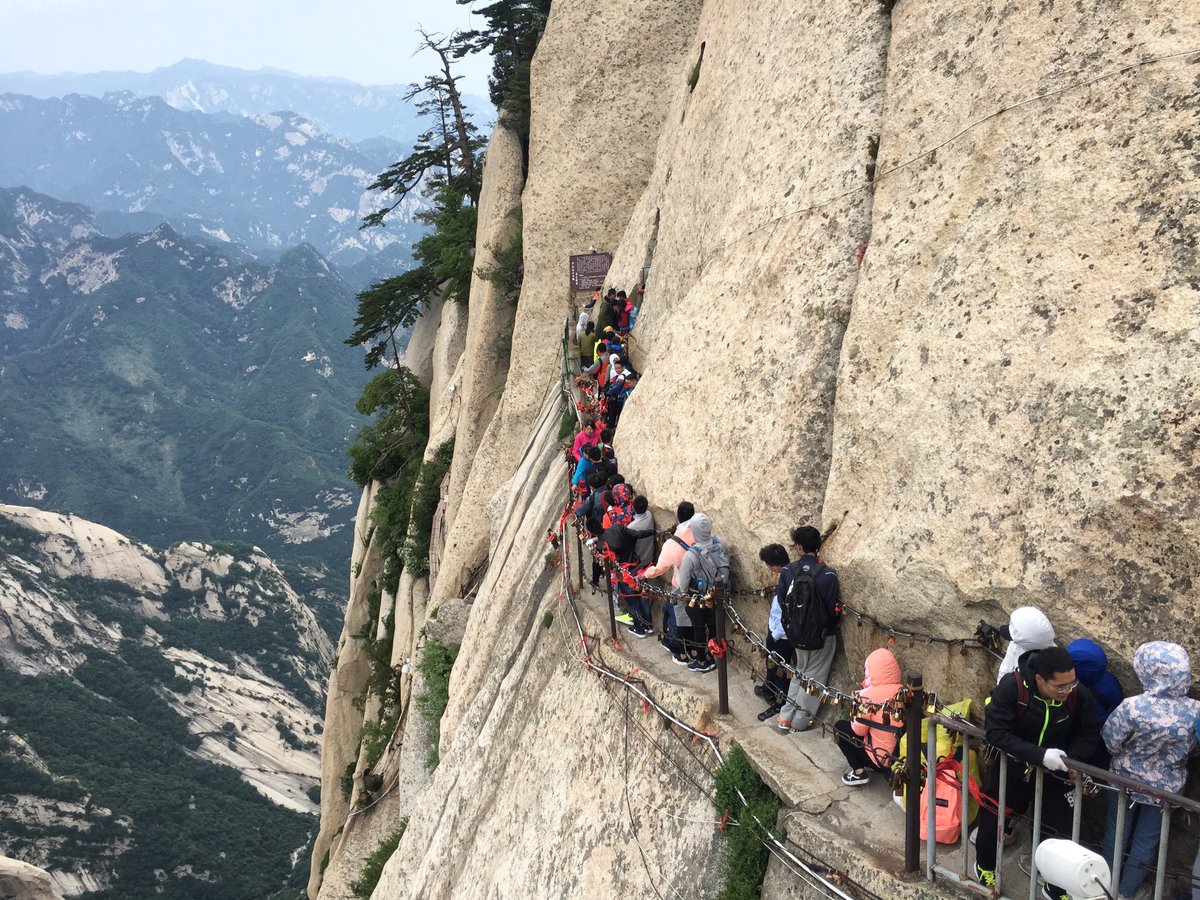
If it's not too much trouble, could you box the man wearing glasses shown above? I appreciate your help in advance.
[974,646,1102,900]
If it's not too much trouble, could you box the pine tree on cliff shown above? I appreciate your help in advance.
[454,0,551,167]
[350,31,485,368]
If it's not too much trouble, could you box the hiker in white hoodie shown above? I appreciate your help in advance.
[995,606,1056,683]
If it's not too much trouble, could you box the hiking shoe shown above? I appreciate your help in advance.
[841,769,870,787]
[614,612,633,625]
[671,655,690,667]
[756,705,782,722]
[625,625,651,638]
[753,685,769,699]
[687,660,716,673]
[975,865,997,888]
[776,718,796,733]
[659,637,674,654]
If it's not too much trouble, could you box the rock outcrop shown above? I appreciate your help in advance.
[311,1,1200,897]
[823,1,1200,682]
[0,856,64,900]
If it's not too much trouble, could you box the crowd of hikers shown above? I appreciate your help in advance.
[566,284,1200,900]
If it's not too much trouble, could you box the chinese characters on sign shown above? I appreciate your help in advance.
[568,252,612,292]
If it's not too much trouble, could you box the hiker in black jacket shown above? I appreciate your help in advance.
[975,645,1101,899]
[775,526,841,734]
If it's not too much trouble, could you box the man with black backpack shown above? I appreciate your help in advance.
[776,525,841,734]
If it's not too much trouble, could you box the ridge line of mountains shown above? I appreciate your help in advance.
[0,58,454,898]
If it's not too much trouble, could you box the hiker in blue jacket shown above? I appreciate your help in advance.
[572,444,601,488]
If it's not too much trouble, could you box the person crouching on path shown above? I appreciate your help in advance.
[835,648,903,786]
[973,646,1101,895]
[1101,641,1200,900]
[755,543,794,723]
[776,525,841,734]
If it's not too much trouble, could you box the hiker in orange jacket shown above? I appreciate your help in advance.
[834,648,903,786]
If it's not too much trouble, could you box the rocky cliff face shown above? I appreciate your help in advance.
[311,1,1200,897]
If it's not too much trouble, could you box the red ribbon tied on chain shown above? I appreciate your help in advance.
[708,638,728,660]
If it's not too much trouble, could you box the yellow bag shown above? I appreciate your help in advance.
[891,699,982,825]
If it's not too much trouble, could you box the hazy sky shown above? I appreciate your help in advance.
[0,0,493,93]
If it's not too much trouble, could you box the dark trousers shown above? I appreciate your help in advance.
[671,624,695,659]
[763,635,794,706]
[834,720,890,772]
[975,762,1072,894]
[690,606,715,662]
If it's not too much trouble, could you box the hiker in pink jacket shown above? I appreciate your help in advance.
[834,648,904,786]
[570,419,601,462]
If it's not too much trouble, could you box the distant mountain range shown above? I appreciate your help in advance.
[0,58,491,145]
[0,91,424,268]
[0,186,372,633]
[0,503,330,898]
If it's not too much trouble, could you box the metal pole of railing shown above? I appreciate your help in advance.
[926,714,938,880]
[715,596,729,715]
[576,525,584,591]
[1152,803,1172,900]
[604,559,617,642]
[904,672,926,873]
[1030,767,1045,900]
[996,754,1009,895]
[960,734,971,877]
[1072,777,1084,843]
[1112,789,1128,896]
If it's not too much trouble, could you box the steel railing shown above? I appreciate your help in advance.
[913,709,1200,900]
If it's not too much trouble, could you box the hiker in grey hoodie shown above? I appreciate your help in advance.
[672,513,727,674]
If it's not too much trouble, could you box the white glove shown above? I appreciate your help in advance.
[1042,748,1068,772]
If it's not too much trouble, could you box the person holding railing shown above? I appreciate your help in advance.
[974,646,1101,899]
[754,544,794,723]
[834,647,903,786]
[1101,642,1200,900]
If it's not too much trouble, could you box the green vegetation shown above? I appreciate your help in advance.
[712,746,783,900]
[0,231,367,623]
[347,369,431,595]
[402,438,454,577]
[452,0,550,163]
[475,208,524,305]
[557,407,575,442]
[415,638,460,770]
[0,666,311,899]
[351,819,408,898]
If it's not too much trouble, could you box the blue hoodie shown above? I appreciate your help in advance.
[1067,638,1124,721]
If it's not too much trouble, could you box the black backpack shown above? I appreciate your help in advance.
[781,561,832,650]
